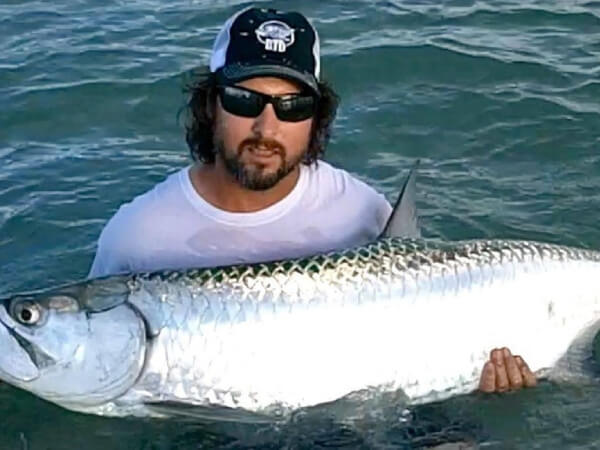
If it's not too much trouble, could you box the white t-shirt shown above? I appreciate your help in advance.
[88,161,392,278]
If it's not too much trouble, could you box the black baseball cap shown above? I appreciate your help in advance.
[209,7,321,95]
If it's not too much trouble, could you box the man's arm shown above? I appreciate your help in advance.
[479,347,537,393]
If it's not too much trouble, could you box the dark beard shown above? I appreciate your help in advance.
[216,139,303,191]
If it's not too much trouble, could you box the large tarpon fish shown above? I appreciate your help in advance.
[1,165,600,419]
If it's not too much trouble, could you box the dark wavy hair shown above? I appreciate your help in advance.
[183,69,339,165]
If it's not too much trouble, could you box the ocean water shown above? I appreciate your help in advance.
[1,0,600,448]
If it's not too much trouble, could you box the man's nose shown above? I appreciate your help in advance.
[251,103,280,138]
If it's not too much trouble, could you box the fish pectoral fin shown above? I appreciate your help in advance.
[299,386,410,426]
[550,318,600,382]
[144,401,279,424]
[380,160,421,239]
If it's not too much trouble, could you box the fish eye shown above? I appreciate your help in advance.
[12,301,42,326]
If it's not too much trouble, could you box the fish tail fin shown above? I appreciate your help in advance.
[550,318,600,382]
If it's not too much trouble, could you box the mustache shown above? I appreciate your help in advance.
[238,137,285,155]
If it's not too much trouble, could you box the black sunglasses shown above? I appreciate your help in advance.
[217,85,317,122]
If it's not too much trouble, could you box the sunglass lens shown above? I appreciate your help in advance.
[219,86,264,118]
[275,95,316,122]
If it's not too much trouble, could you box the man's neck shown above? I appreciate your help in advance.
[189,160,301,213]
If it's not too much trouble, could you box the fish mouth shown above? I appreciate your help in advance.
[0,305,40,382]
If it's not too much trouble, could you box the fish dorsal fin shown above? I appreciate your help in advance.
[380,160,421,239]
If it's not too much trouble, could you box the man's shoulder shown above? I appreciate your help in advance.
[296,160,392,245]
[99,168,189,241]
[301,160,392,231]
[307,160,388,202]
[88,167,193,278]
[114,167,187,217]
[309,159,353,179]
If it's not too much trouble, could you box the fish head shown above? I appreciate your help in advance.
[0,278,146,410]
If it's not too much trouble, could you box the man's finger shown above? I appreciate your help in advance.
[503,348,524,390]
[493,348,509,392]
[515,356,537,387]
[479,361,496,393]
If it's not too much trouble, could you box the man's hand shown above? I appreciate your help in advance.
[478,347,537,393]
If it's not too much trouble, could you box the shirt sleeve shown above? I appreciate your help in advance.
[87,213,131,279]
[347,177,393,242]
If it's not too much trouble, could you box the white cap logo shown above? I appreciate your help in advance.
[255,20,295,53]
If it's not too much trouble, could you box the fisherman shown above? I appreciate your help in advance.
[88,7,536,394]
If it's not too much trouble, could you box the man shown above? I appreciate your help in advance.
[89,7,535,393]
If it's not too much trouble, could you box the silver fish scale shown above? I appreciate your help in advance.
[125,238,596,304]
[120,238,600,415]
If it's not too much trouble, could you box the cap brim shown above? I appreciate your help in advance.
[216,64,320,96]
